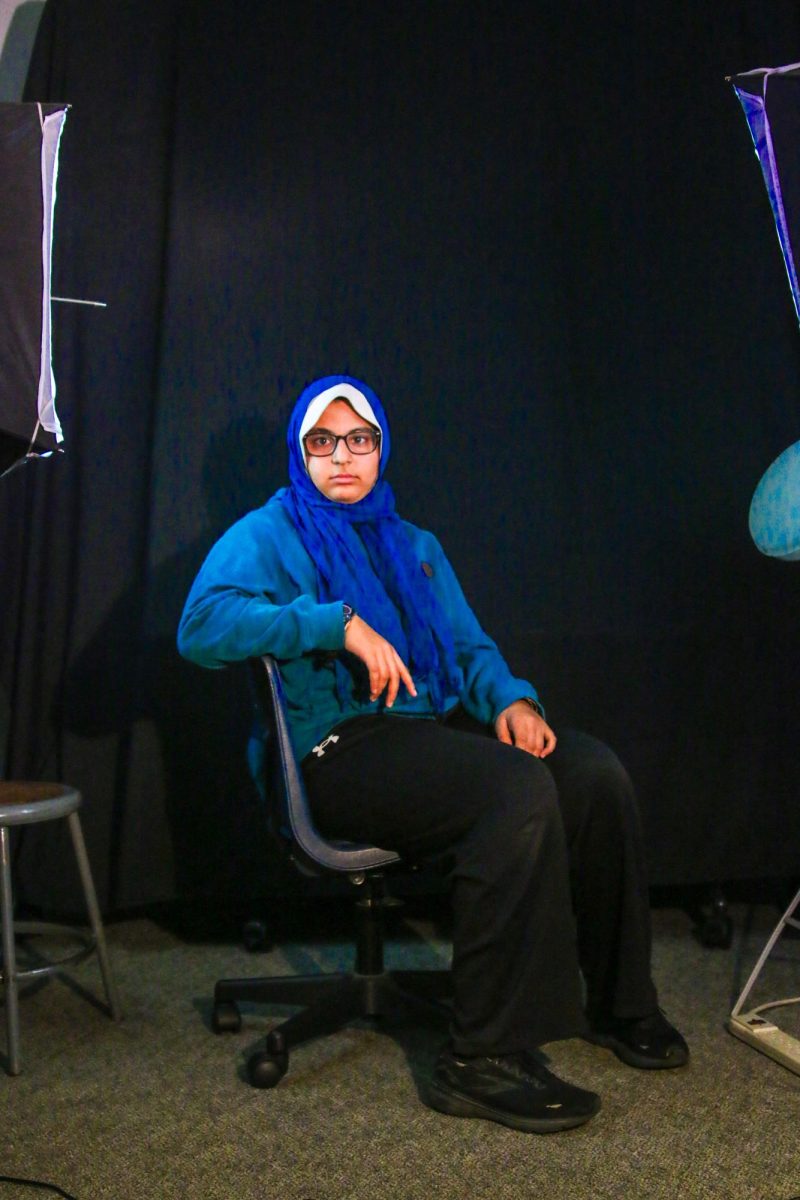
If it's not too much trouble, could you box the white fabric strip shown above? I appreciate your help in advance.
[37,107,69,441]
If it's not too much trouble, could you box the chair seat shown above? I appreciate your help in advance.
[0,781,81,825]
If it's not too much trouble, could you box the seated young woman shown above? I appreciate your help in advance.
[178,373,688,1134]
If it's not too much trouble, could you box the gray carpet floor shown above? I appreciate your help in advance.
[2,901,800,1200]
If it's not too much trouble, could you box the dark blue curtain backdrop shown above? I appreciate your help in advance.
[2,0,800,910]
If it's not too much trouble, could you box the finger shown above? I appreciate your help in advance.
[385,661,401,707]
[521,733,543,757]
[396,655,417,698]
[514,717,545,757]
[495,714,512,745]
[369,659,389,702]
[540,728,557,758]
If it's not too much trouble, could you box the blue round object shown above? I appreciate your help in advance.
[749,439,800,560]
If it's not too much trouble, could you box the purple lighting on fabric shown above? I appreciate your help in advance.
[732,64,800,327]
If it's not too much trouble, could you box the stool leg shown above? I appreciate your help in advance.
[0,825,21,1074]
[66,813,122,1021]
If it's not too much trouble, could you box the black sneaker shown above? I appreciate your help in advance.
[587,1010,689,1069]
[421,1048,600,1133]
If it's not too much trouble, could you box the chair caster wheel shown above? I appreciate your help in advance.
[243,919,270,952]
[695,913,733,949]
[212,1001,242,1033]
[247,1049,288,1088]
[693,890,733,949]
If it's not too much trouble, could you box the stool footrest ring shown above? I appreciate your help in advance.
[1,921,95,983]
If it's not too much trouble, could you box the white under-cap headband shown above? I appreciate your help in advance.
[298,383,383,457]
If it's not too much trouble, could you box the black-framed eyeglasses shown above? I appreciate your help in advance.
[303,427,381,457]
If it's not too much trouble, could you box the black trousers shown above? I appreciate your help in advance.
[303,709,658,1057]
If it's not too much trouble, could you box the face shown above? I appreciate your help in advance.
[304,399,380,503]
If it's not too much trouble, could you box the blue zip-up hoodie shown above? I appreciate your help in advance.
[177,495,540,762]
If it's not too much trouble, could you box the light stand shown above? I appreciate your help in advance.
[727,62,800,1075]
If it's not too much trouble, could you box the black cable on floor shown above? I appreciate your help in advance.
[0,1177,78,1199]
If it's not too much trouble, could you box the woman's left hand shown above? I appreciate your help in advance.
[494,701,557,758]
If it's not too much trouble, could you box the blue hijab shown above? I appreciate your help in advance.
[280,374,460,709]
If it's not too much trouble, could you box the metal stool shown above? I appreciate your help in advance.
[0,781,122,1074]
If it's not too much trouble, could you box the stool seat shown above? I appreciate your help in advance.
[0,780,121,1075]
[0,781,81,824]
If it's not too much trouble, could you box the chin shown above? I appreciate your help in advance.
[332,482,361,495]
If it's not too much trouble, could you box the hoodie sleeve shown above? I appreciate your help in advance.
[420,530,543,724]
[177,505,344,668]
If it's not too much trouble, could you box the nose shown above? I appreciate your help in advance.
[331,435,352,464]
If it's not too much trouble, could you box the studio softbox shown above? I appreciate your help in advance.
[729,65,800,561]
[728,63,800,1075]
[0,101,68,468]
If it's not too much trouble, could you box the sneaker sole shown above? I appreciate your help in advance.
[421,1080,599,1134]
[587,1031,689,1070]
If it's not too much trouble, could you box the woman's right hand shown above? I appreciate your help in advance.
[344,614,417,707]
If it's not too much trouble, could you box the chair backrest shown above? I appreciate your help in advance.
[252,656,401,877]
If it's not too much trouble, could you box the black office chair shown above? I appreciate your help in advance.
[211,655,451,1088]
